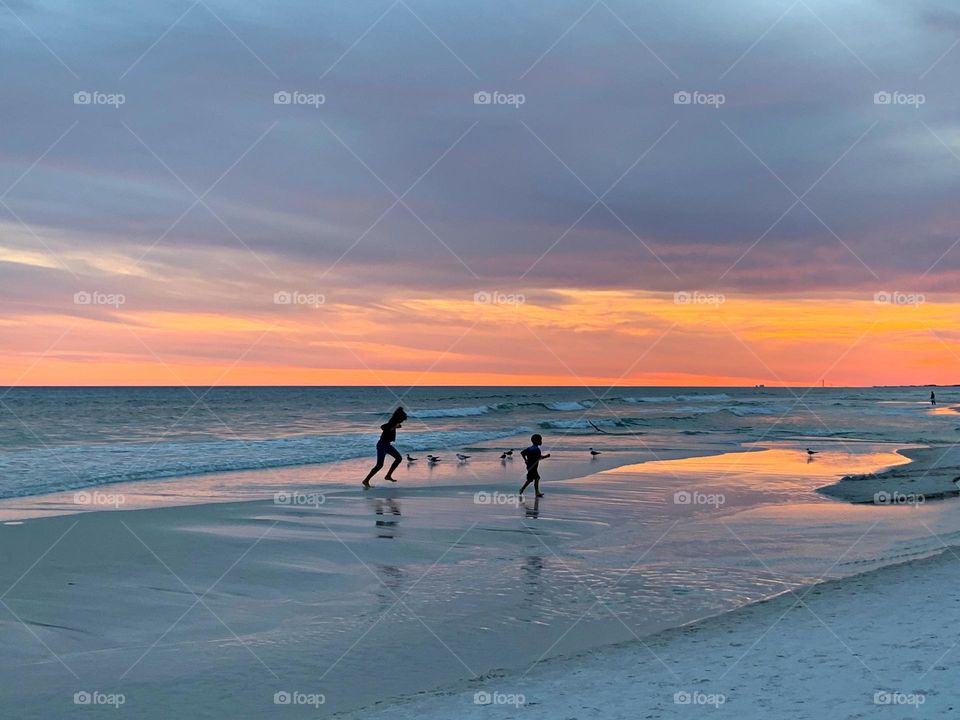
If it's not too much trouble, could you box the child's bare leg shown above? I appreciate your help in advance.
[384,456,402,481]
[362,461,383,487]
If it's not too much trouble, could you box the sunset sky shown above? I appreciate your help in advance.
[3,0,960,386]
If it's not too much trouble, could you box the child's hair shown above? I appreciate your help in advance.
[531,433,542,444]
[389,407,408,425]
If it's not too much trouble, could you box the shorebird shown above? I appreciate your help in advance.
[590,448,602,456]
[456,453,470,461]
[505,449,514,456]
[806,448,818,456]
[427,455,441,463]
[500,452,508,460]
[406,454,418,462]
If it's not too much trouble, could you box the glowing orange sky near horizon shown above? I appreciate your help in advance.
[2,290,957,387]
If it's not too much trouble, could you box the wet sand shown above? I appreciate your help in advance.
[818,445,960,503]
[0,438,937,718]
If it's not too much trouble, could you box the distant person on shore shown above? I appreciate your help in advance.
[931,391,937,405]
[362,407,407,487]
[519,433,550,498]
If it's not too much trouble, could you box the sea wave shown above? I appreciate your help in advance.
[409,396,748,418]
[724,405,793,417]
[409,399,597,417]
[539,417,645,430]
[0,427,529,499]
[408,405,501,418]
[542,400,595,411]
[620,393,733,403]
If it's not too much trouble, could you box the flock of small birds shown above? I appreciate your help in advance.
[405,446,819,464]
[405,447,604,464]
[406,447,819,463]
[402,446,823,478]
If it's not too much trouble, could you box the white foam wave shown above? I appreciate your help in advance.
[539,418,625,430]
[408,405,498,418]
[620,393,732,403]
[543,401,595,411]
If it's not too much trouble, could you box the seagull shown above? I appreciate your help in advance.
[500,452,508,460]
[590,448,602,456]
[427,455,441,463]
[505,449,514,457]
[806,448,819,456]
[456,453,470,461]
[406,454,418,462]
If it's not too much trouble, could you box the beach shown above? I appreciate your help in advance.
[2,387,960,717]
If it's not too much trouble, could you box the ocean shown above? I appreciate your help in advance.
[0,386,953,499]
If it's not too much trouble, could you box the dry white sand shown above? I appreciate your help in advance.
[350,549,960,719]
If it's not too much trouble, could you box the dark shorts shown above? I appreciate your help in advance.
[526,469,540,481]
[376,440,402,465]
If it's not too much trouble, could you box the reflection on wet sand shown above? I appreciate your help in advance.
[605,445,914,495]
[372,496,401,540]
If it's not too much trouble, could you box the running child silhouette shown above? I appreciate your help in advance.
[362,407,407,487]
[519,433,550,498]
